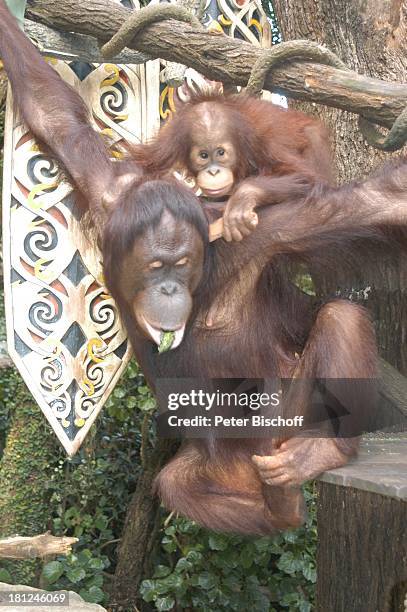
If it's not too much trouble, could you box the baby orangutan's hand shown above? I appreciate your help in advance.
[223,181,260,242]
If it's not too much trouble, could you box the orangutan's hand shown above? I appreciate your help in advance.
[252,437,352,487]
[222,181,260,242]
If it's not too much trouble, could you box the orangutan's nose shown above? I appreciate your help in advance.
[160,281,178,296]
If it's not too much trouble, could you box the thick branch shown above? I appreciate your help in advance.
[0,533,78,559]
[25,0,407,129]
[24,19,150,64]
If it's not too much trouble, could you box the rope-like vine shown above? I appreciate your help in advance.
[358,109,407,152]
[245,41,346,96]
[101,4,203,60]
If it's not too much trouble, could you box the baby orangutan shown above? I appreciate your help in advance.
[132,92,333,241]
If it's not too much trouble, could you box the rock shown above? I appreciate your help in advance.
[0,583,107,611]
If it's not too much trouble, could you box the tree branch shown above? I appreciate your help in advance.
[0,533,78,559]
[24,19,150,64]
[24,0,407,129]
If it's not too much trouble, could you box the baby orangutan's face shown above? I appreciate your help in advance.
[188,105,237,198]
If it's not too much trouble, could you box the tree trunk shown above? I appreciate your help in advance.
[273,0,407,373]
[111,438,178,606]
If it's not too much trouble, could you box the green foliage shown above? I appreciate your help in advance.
[35,361,147,600]
[41,550,109,604]
[0,359,145,592]
[0,364,15,455]
[141,485,317,611]
[293,265,316,297]
[0,568,12,583]
[0,367,59,584]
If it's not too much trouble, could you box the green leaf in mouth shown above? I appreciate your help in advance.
[158,331,175,353]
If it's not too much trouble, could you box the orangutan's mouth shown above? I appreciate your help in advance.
[143,318,186,350]
[201,185,233,198]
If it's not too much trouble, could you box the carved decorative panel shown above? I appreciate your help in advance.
[2,58,160,455]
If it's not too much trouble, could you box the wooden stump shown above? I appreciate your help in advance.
[316,436,407,612]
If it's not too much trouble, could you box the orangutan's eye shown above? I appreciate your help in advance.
[149,260,163,269]
[199,151,209,160]
[217,148,225,156]
[175,257,189,266]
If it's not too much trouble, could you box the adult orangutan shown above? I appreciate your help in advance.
[131,92,333,241]
[1,1,406,534]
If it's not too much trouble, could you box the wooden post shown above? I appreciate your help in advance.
[316,436,407,612]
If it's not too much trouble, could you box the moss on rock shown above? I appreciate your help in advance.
[0,370,58,584]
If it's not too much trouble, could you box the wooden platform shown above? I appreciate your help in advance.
[316,435,407,612]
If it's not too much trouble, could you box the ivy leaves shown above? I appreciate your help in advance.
[141,494,317,612]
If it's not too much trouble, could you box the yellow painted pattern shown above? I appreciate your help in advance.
[27,181,58,211]
[208,20,225,33]
[160,85,176,120]
[218,15,231,26]
[87,338,104,363]
[101,64,120,87]
[101,128,114,137]
[111,150,125,160]
[34,257,53,281]
[79,378,95,397]
[249,18,262,34]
